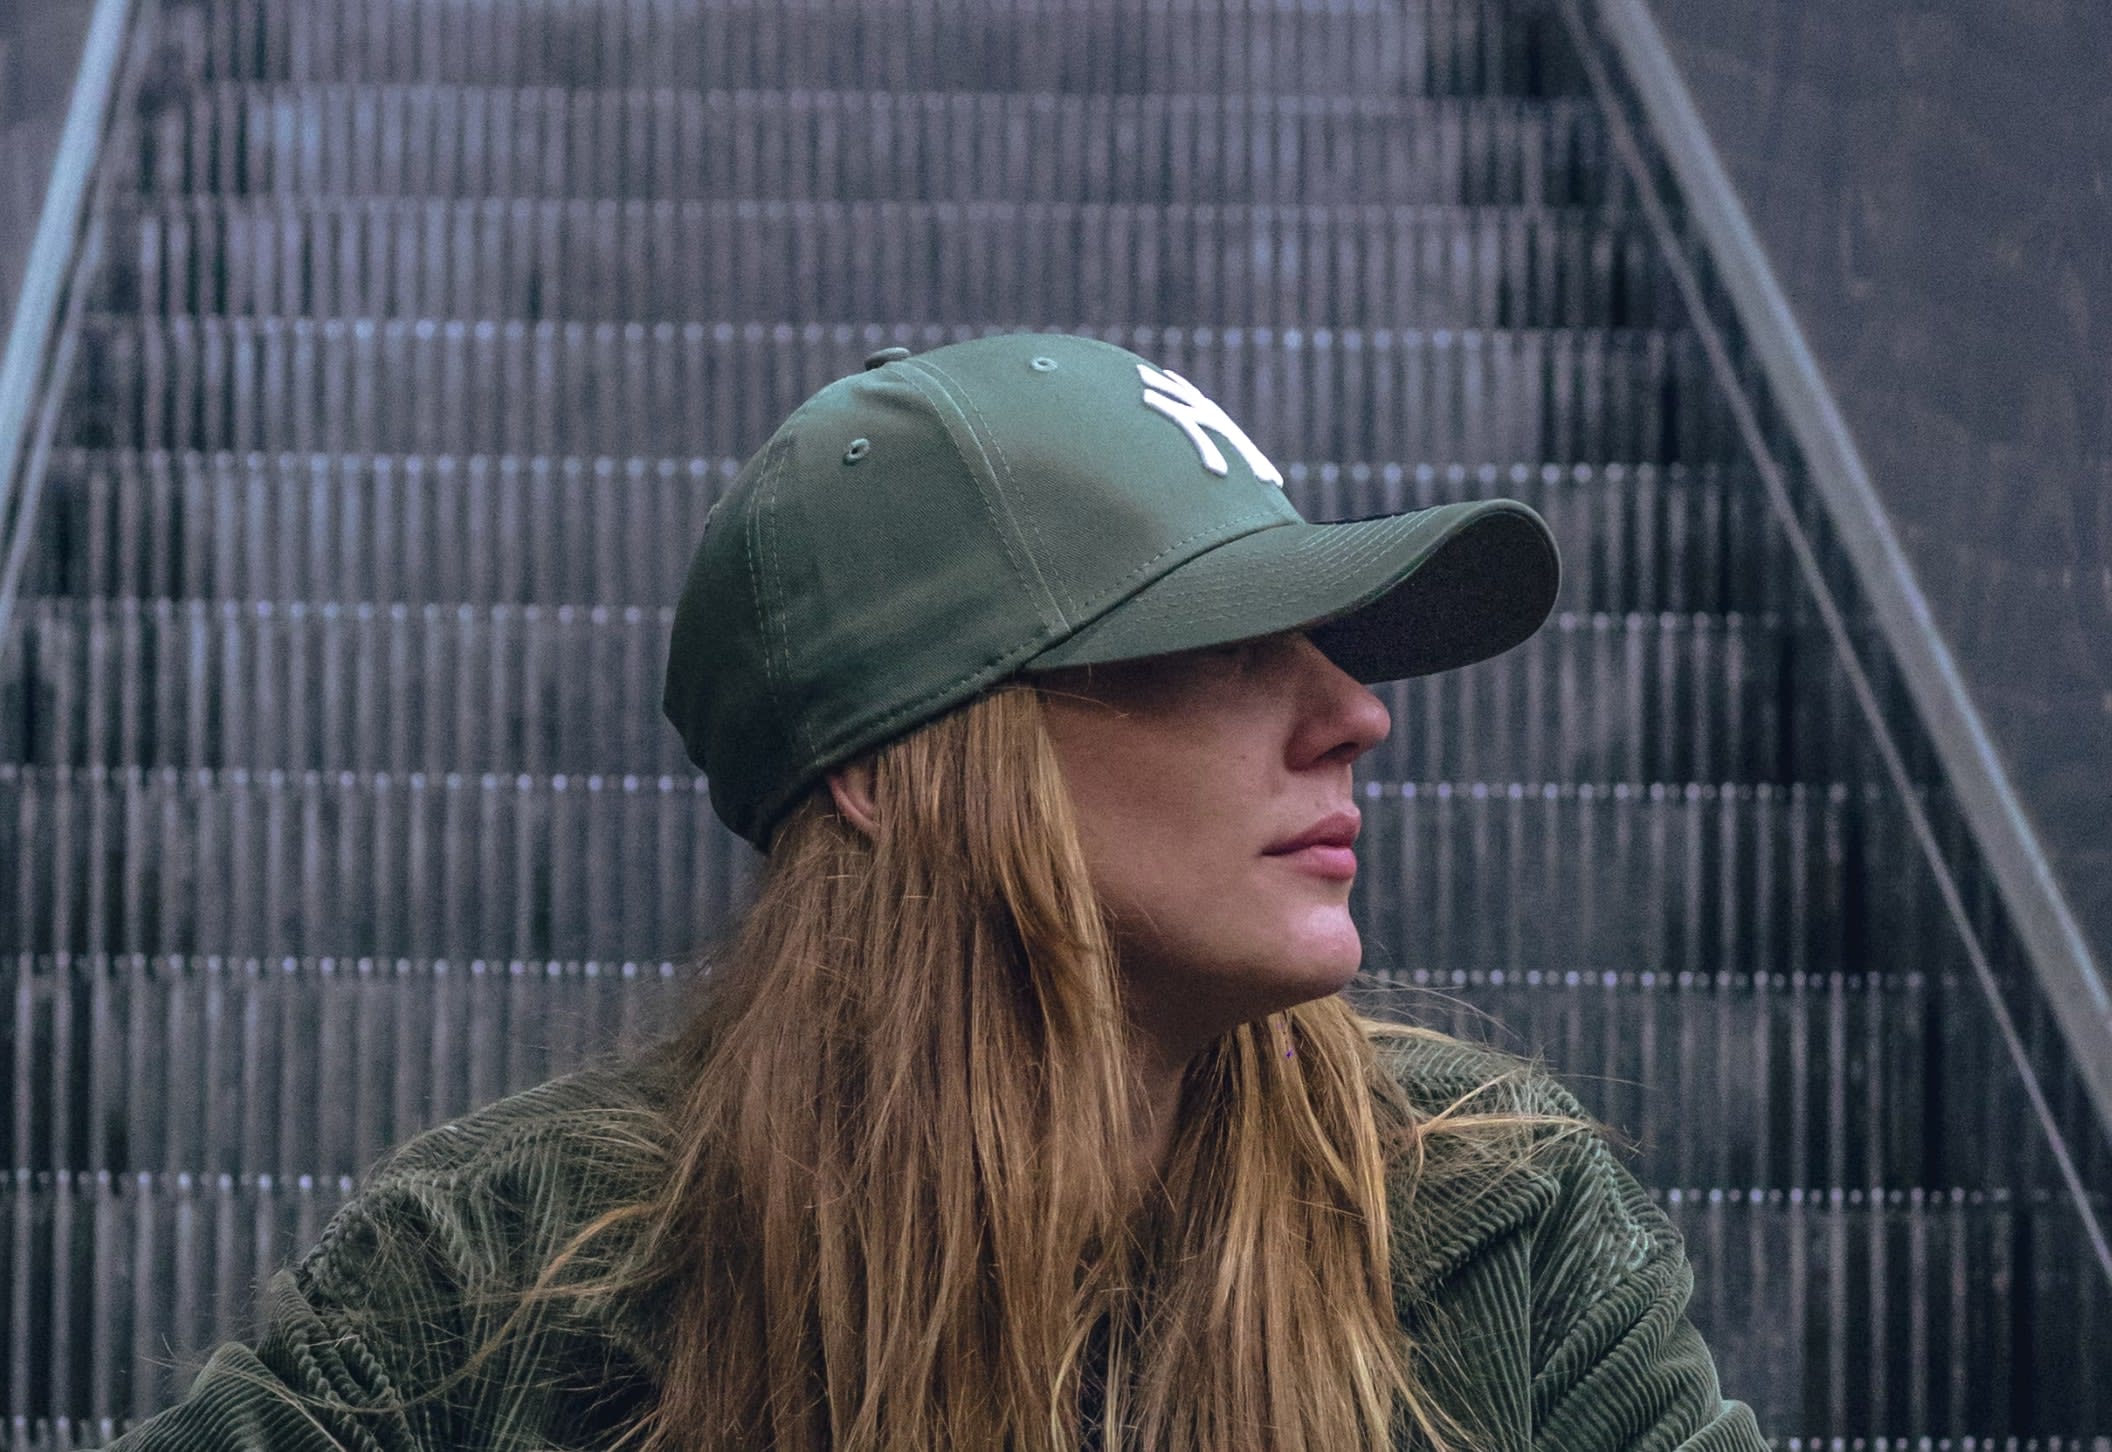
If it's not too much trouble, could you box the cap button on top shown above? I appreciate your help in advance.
[864,346,912,370]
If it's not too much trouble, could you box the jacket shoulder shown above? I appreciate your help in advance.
[1364,1025,1764,1451]
[296,1050,683,1390]
[361,1048,680,1190]
[316,1047,683,1307]
[1365,1023,1587,1123]
[1365,1026,1607,1295]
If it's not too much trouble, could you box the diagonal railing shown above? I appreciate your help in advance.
[0,0,153,657]
[1557,0,2112,1289]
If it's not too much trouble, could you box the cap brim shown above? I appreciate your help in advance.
[1019,498,1560,683]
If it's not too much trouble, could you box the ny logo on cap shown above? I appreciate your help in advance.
[1138,364,1285,487]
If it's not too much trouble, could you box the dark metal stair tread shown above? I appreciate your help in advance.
[262,0,1543,12]
[198,0,1586,98]
[176,80,1604,112]
[1,949,1953,1009]
[84,310,1692,342]
[28,446,1784,615]
[4,597,1805,783]
[0,945,2000,1191]
[0,764,1878,795]
[147,86,1617,206]
[0,943,2030,1206]
[69,313,1729,464]
[108,196,1644,229]
[5,949,1933,984]
[47,443,1748,484]
[117,196,1635,225]
[9,595,1785,628]
[213,0,1562,26]
[1,772,1914,973]
[235,0,1549,17]
[255,0,1550,12]
[112,195,1670,329]
[16,1154,2092,1445]
[3,1166,2041,1206]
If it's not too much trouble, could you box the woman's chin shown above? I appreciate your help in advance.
[1263,914,1364,994]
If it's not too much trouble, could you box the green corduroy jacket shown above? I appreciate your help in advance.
[101,1033,1769,1451]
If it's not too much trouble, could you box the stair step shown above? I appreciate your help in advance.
[9,954,1993,1191]
[1363,967,2060,1195]
[2,598,1826,784]
[1659,1186,2105,1435]
[109,197,1678,330]
[67,317,1731,463]
[0,768,1942,977]
[187,0,1588,98]
[0,764,749,963]
[6,955,684,1177]
[140,87,1625,207]
[5,1164,2097,1435]
[27,451,1789,615]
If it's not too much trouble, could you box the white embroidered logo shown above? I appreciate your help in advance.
[1137,364,1284,486]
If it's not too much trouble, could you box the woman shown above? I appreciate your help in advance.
[110,333,1765,1451]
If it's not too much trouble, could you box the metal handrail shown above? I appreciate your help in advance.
[1557,0,2112,1282]
[0,0,145,649]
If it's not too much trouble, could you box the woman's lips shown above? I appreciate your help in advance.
[1269,843,1357,881]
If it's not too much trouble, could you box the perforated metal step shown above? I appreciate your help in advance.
[3,595,1820,785]
[3,1170,2086,1439]
[4,767,1921,976]
[140,87,1627,207]
[11,953,1976,1189]
[26,451,1786,613]
[187,0,1589,98]
[108,198,1677,329]
[70,316,1729,462]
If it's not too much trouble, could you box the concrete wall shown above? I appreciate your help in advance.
[1635,0,2112,991]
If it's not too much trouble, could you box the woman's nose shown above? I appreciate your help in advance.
[1294,633,1392,762]
[1335,676,1393,759]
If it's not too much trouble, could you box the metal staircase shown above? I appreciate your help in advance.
[2,0,2107,1446]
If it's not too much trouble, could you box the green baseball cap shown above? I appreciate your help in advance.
[664,332,1560,851]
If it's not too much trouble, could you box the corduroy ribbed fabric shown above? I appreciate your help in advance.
[99,1033,1769,1452]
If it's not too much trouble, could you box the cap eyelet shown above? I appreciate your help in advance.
[1029,356,1059,372]
[843,438,871,464]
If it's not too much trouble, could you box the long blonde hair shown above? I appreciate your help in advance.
[220,679,1600,1450]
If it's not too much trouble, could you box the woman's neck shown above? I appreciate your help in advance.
[1132,1045,1189,1186]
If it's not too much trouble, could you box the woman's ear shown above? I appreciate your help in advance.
[826,758,881,840]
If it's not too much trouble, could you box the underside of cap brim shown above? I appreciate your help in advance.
[1018,497,1561,684]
